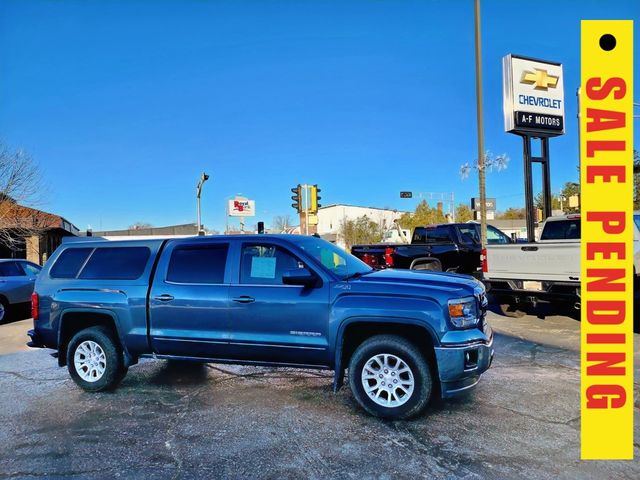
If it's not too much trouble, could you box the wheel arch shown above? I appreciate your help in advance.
[57,309,131,367]
[332,317,439,392]
[409,257,443,270]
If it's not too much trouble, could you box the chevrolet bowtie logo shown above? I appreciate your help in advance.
[521,69,559,90]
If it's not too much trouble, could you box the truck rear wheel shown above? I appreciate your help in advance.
[67,326,127,392]
[348,335,432,420]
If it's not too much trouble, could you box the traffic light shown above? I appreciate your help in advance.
[310,184,322,213]
[291,184,302,213]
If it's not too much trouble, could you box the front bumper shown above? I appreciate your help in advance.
[434,336,494,398]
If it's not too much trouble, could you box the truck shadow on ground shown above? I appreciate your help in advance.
[146,360,211,387]
[486,299,580,321]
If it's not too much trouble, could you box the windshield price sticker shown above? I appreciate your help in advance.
[580,20,633,460]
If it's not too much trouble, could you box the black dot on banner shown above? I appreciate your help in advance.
[599,34,616,51]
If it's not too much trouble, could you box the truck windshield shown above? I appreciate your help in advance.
[294,237,373,280]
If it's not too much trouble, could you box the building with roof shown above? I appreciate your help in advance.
[0,200,79,264]
[316,204,409,249]
[82,223,200,240]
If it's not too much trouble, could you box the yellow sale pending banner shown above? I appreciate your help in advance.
[580,20,634,460]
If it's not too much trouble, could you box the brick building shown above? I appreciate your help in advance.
[0,200,78,264]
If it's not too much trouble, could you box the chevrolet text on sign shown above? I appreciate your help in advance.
[503,54,565,136]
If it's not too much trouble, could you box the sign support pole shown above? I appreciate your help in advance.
[521,134,553,242]
[541,137,552,220]
[304,184,309,236]
[522,135,535,243]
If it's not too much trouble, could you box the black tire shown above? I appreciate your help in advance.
[348,335,432,420]
[499,303,526,318]
[0,298,9,324]
[413,262,441,272]
[67,326,127,392]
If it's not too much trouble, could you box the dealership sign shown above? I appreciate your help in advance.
[228,197,255,217]
[503,54,565,136]
[471,197,496,211]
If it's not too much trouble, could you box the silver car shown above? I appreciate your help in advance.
[0,259,42,322]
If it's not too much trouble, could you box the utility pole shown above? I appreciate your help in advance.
[473,0,487,246]
[196,172,209,235]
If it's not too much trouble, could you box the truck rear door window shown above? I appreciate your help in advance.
[540,220,580,240]
[167,244,228,284]
[50,248,94,278]
[415,226,451,243]
[79,247,150,280]
[457,225,480,245]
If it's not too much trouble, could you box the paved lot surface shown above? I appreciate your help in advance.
[0,311,638,479]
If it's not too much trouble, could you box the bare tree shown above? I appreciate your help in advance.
[0,145,48,250]
[272,214,292,232]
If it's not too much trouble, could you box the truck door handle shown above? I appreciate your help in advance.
[521,246,538,252]
[233,296,255,304]
[154,294,175,302]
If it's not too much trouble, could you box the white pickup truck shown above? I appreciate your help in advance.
[484,213,640,317]
[483,215,581,317]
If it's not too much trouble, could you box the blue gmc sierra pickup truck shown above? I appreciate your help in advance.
[28,234,493,419]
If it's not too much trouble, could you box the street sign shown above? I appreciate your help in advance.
[503,54,565,137]
[473,210,495,221]
[228,197,256,217]
[568,195,580,208]
[400,191,413,198]
[471,197,496,211]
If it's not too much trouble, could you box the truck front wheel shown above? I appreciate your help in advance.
[67,326,127,392]
[348,335,432,420]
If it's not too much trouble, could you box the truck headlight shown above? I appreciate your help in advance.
[448,296,479,328]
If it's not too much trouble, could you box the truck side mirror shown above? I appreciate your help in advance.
[282,268,318,287]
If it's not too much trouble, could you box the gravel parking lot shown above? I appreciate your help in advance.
[0,310,638,479]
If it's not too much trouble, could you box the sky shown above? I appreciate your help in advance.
[0,0,638,232]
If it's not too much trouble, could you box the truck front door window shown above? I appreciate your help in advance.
[240,245,303,285]
[487,226,510,244]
